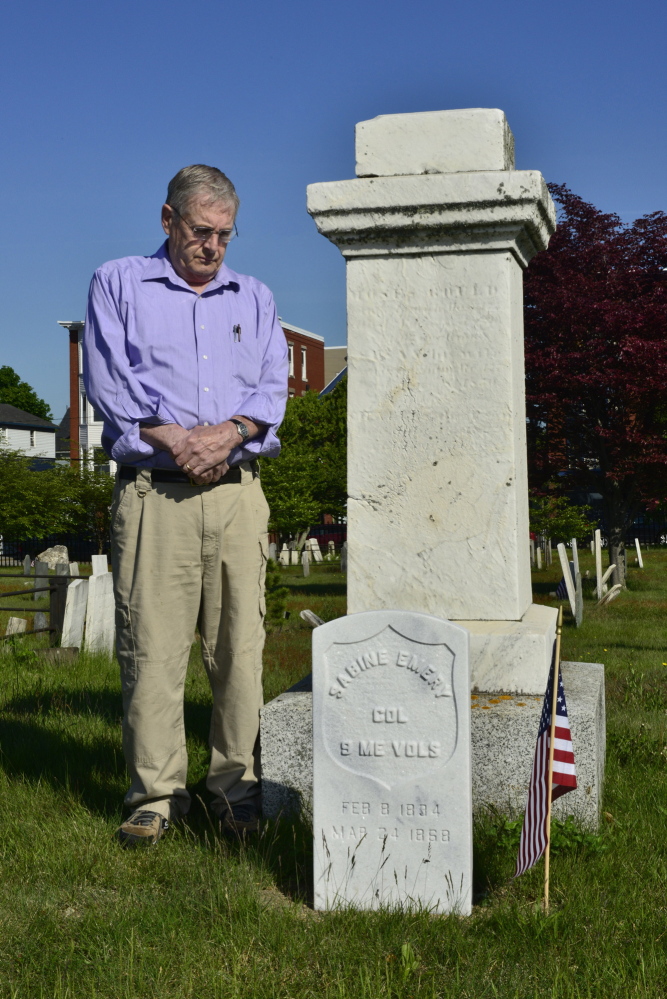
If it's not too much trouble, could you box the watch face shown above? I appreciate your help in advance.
[233,420,249,440]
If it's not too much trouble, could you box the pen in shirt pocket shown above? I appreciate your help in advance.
[233,324,242,341]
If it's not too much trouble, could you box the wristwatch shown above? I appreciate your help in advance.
[230,419,249,442]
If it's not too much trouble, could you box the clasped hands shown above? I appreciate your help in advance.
[140,420,255,485]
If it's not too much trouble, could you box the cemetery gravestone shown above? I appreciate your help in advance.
[340,541,347,574]
[91,554,109,576]
[61,579,89,649]
[268,542,277,562]
[34,561,48,602]
[5,617,27,636]
[279,544,290,567]
[536,548,542,570]
[313,610,471,913]
[302,551,310,577]
[557,543,577,619]
[34,611,48,633]
[85,573,115,654]
[571,539,580,577]
[635,538,644,569]
[36,545,68,569]
[290,549,299,566]
[574,573,583,628]
[595,530,603,600]
[23,555,32,576]
[69,562,79,577]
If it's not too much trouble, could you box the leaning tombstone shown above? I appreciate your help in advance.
[556,543,577,619]
[635,538,644,569]
[5,617,27,636]
[84,573,115,654]
[34,561,48,602]
[313,610,471,913]
[571,538,580,578]
[23,555,32,576]
[598,583,622,607]
[61,579,89,649]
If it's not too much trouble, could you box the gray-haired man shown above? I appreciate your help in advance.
[84,165,288,844]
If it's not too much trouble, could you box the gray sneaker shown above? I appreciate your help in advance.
[117,809,169,847]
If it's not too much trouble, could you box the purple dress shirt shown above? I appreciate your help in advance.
[83,242,289,469]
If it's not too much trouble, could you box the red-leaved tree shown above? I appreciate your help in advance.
[524,184,667,586]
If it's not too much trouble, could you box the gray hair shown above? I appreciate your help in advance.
[166,164,239,216]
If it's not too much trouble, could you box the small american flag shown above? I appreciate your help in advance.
[514,656,577,877]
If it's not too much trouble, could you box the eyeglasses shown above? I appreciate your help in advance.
[170,206,238,244]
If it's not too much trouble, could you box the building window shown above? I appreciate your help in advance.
[288,343,294,378]
[93,407,104,423]
[81,392,87,420]
[288,389,295,398]
[30,430,35,447]
[301,346,307,380]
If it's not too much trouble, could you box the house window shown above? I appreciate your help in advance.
[288,389,295,398]
[30,430,35,447]
[81,392,87,420]
[93,407,104,423]
[288,343,294,378]
[301,346,307,380]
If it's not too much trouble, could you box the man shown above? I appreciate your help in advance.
[83,165,288,845]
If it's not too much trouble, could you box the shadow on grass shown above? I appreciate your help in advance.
[284,581,346,598]
[0,688,215,818]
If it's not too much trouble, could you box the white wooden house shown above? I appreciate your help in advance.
[0,404,57,461]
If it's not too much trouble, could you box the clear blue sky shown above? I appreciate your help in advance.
[1,0,666,421]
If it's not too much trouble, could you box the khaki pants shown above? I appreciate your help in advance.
[111,462,268,820]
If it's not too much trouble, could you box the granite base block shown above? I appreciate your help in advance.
[260,662,605,830]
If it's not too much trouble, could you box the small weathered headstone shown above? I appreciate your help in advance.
[69,562,79,577]
[23,555,32,576]
[91,554,108,576]
[328,540,336,557]
[547,539,553,566]
[635,538,644,569]
[279,544,290,566]
[571,538,580,578]
[5,617,27,636]
[308,538,323,563]
[340,541,347,574]
[302,551,310,577]
[84,573,115,654]
[529,539,535,567]
[36,545,69,570]
[268,542,277,562]
[536,547,542,570]
[313,610,471,913]
[594,529,603,601]
[290,549,299,565]
[598,583,622,607]
[61,579,89,649]
[590,540,594,554]
[574,573,583,628]
[300,608,324,628]
[55,562,69,577]
[600,564,616,588]
[34,561,48,602]
[34,611,49,633]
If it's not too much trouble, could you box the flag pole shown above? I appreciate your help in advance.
[543,604,563,914]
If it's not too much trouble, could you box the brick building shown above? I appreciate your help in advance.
[280,320,325,397]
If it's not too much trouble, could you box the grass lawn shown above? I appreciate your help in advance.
[0,554,666,997]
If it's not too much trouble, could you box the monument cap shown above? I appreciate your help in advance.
[355,108,515,178]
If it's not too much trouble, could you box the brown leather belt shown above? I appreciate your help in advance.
[119,464,246,485]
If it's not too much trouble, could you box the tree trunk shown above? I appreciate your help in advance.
[604,480,629,589]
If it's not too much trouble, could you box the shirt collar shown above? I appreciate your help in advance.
[141,241,237,294]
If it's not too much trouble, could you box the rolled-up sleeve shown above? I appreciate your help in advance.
[83,269,177,464]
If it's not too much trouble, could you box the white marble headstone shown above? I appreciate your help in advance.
[313,610,471,914]
[61,578,89,649]
[84,573,115,654]
[91,554,109,576]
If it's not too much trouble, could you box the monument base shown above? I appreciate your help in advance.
[260,661,605,830]
[456,603,557,695]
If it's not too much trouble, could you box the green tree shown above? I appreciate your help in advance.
[261,377,347,540]
[529,490,592,544]
[0,366,52,420]
[0,447,113,549]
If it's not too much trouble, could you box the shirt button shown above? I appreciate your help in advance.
[203,387,209,392]
[202,354,208,359]
[200,325,205,329]
[203,422,209,426]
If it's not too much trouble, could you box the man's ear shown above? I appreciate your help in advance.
[161,204,173,236]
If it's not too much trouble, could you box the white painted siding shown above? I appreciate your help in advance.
[1,427,55,458]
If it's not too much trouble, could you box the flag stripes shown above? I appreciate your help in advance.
[514,659,577,878]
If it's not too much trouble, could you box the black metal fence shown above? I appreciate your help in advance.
[0,533,109,567]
